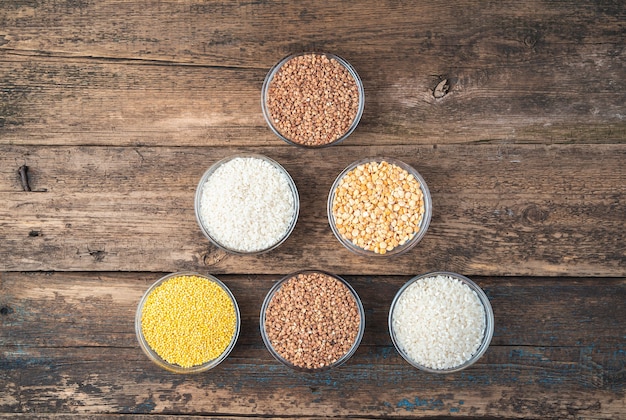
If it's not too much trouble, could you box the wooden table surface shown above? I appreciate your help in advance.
[1,1,625,419]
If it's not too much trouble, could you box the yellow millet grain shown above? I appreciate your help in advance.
[332,160,425,254]
[140,275,236,368]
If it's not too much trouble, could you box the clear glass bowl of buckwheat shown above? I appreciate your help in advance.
[261,52,365,148]
[327,157,432,257]
[260,270,365,372]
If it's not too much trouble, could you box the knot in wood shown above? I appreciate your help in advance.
[203,248,228,266]
[522,204,549,224]
[0,306,14,316]
[433,79,450,99]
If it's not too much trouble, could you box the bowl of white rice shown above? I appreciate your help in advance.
[389,272,494,373]
[194,154,299,254]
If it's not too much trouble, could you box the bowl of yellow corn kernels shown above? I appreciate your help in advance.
[135,272,240,373]
[327,157,432,257]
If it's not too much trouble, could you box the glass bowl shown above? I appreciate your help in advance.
[135,272,241,374]
[388,271,494,373]
[327,157,432,257]
[261,52,365,148]
[260,270,365,372]
[194,153,300,255]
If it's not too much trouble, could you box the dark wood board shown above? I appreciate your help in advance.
[1,272,624,418]
[1,144,624,275]
[1,1,625,146]
[1,0,625,418]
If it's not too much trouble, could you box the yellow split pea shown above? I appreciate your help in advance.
[332,160,425,254]
[140,275,237,368]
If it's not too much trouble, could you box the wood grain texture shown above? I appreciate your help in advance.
[1,1,625,418]
[1,144,624,276]
[0,417,302,420]
[1,272,624,418]
[1,1,625,146]
[0,417,275,420]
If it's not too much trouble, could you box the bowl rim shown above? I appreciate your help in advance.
[327,156,432,257]
[194,153,300,255]
[135,271,241,374]
[388,271,495,373]
[261,51,365,148]
[259,269,366,372]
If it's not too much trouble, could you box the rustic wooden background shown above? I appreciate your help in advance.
[1,1,625,418]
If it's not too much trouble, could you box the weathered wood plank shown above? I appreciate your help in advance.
[1,145,624,276]
[2,346,624,418]
[2,1,624,67]
[0,417,325,420]
[1,55,623,147]
[0,417,280,420]
[1,272,624,418]
[0,57,269,146]
[1,273,625,348]
[1,1,625,146]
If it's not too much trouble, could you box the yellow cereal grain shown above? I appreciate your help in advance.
[332,160,425,254]
[141,275,237,368]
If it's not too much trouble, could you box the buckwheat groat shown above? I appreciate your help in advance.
[263,271,362,370]
[265,53,361,146]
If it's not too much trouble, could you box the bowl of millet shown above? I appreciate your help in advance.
[261,52,365,148]
[260,270,365,372]
[327,157,432,256]
[194,154,299,255]
[135,272,240,373]
[389,272,494,373]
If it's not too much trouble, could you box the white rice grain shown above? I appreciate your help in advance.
[391,274,486,370]
[199,157,296,253]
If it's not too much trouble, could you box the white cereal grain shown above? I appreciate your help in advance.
[199,157,296,253]
[392,274,486,370]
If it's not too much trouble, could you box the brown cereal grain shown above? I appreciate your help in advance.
[263,272,362,370]
[266,53,361,147]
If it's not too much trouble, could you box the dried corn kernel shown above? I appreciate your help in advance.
[140,275,237,368]
[332,160,425,254]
